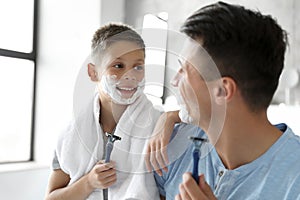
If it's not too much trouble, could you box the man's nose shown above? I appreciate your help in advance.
[171,72,182,87]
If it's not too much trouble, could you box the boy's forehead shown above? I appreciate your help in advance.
[104,40,144,59]
[97,40,144,69]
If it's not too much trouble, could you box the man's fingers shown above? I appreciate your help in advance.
[182,172,206,199]
[179,183,192,200]
[175,194,182,200]
[199,174,216,199]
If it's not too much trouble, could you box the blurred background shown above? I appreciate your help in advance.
[0,0,299,199]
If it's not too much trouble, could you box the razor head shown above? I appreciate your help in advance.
[105,132,122,143]
[188,136,208,143]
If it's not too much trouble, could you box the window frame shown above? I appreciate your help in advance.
[0,0,38,164]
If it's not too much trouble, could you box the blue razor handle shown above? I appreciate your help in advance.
[188,136,207,184]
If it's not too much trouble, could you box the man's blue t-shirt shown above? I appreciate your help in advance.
[155,123,300,200]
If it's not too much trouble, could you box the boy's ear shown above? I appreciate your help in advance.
[87,63,98,82]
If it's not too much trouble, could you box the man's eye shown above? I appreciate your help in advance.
[113,64,124,68]
[134,65,144,71]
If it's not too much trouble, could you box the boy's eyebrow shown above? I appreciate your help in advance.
[114,57,145,63]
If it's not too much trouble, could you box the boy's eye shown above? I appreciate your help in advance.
[113,63,124,68]
[134,65,144,71]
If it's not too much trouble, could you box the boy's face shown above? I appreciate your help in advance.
[98,40,145,100]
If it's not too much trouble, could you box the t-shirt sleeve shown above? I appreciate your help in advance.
[51,151,61,170]
[154,171,166,197]
[153,124,182,198]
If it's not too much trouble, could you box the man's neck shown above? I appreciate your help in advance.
[213,110,282,170]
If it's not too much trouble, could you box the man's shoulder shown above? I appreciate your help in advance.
[166,123,204,173]
[171,123,204,140]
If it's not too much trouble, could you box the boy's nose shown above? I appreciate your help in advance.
[122,70,137,81]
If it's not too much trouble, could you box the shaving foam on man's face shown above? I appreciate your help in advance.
[100,74,145,105]
[171,70,195,124]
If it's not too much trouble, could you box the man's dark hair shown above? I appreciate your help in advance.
[181,1,288,111]
[91,23,145,64]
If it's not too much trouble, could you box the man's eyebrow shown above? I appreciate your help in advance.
[178,58,184,67]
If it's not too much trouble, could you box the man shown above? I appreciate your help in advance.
[151,2,300,200]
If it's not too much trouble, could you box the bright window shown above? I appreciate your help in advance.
[142,12,168,107]
[0,0,37,163]
[0,0,34,53]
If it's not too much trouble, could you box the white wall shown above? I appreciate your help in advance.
[124,0,300,105]
[35,0,101,166]
[0,168,49,199]
[0,0,101,199]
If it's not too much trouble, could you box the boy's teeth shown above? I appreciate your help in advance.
[119,87,134,91]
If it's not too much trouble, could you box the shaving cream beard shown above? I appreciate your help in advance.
[178,103,194,124]
[100,75,145,105]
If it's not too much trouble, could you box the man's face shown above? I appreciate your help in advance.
[172,57,213,128]
[172,39,220,128]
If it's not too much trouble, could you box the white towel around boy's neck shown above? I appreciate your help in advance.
[56,92,161,200]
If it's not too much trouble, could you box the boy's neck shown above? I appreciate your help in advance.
[98,97,127,134]
[213,109,282,170]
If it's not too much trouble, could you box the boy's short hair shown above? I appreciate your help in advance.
[181,1,288,111]
[91,23,145,64]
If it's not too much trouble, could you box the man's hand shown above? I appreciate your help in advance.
[145,111,180,176]
[175,173,217,200]
[87,160,117,189]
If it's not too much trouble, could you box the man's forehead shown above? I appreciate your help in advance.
[179,38,208,62]
[179,38,221,81]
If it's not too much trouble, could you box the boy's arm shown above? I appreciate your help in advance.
[145,110,180,176]
[45,161,116,200]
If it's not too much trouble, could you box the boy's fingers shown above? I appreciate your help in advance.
[155,142,167,171]
[150,151,162,176]
[145,150,152,172]
[95,162,114,173]
[161,145,169,172]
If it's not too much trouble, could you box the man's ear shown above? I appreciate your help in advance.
[87,63,98,82]
[213,77,236,105]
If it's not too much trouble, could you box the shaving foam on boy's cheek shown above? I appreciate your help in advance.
[100,75,145,105]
